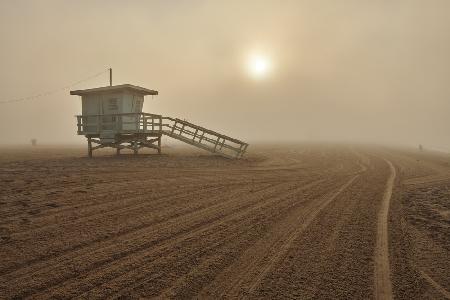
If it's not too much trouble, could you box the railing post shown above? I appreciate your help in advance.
[193,128,198,142]
[77,116,81,133]
[180,123,185,135]
[219,139,225,150]
[136,113,139,132]
[143,115,147,132]
[214,137,220,152]
[241,144,248,158]
[171,121,177,134]
[236,144,244,158]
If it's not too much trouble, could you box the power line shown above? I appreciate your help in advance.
[0,68,109,104]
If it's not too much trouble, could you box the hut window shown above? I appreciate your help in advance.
[108,98,118,110]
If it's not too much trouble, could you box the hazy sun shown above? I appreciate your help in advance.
[247,54,271,79]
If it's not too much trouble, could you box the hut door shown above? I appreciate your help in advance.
[102,98,119,131]
[132,95,143,113]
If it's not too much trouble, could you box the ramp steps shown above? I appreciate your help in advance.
[162,118,248,159]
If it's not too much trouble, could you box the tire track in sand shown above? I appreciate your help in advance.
[196,152,369,298]
[245,173,360,296]
[30,180,323,299]
[198,173,361,299]
[374,159,396,300]
[1,181,281,298]
[102,179,335,300]
[417,269,450,299]
[10,180,309,299]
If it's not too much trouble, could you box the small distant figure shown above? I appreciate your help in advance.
[31,139,37,146]
[418,144,423,151]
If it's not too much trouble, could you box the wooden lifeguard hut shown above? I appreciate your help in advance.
[71,72,248,158]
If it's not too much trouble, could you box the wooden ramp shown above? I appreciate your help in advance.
[76,113,248,158]
[162,117,248,159]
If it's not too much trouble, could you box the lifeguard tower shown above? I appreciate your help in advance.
[71,73,248,158]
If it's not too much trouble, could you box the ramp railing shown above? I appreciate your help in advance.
[161,117,248,159]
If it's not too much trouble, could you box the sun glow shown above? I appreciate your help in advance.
[247,54,271,79]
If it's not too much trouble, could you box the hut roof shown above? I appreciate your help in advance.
[70,84,158,96]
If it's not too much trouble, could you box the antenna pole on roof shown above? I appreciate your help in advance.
[109,68,112,86]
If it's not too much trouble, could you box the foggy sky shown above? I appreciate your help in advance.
[1,0,449,150]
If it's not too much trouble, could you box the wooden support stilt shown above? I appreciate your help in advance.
[133,141,138,155]
[88,137,93,158]
[158,136,161,154]
[116,148,120,156]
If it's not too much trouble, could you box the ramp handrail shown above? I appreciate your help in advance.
[161,118,248,158]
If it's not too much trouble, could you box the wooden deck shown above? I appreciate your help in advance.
[76,113,248,158]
